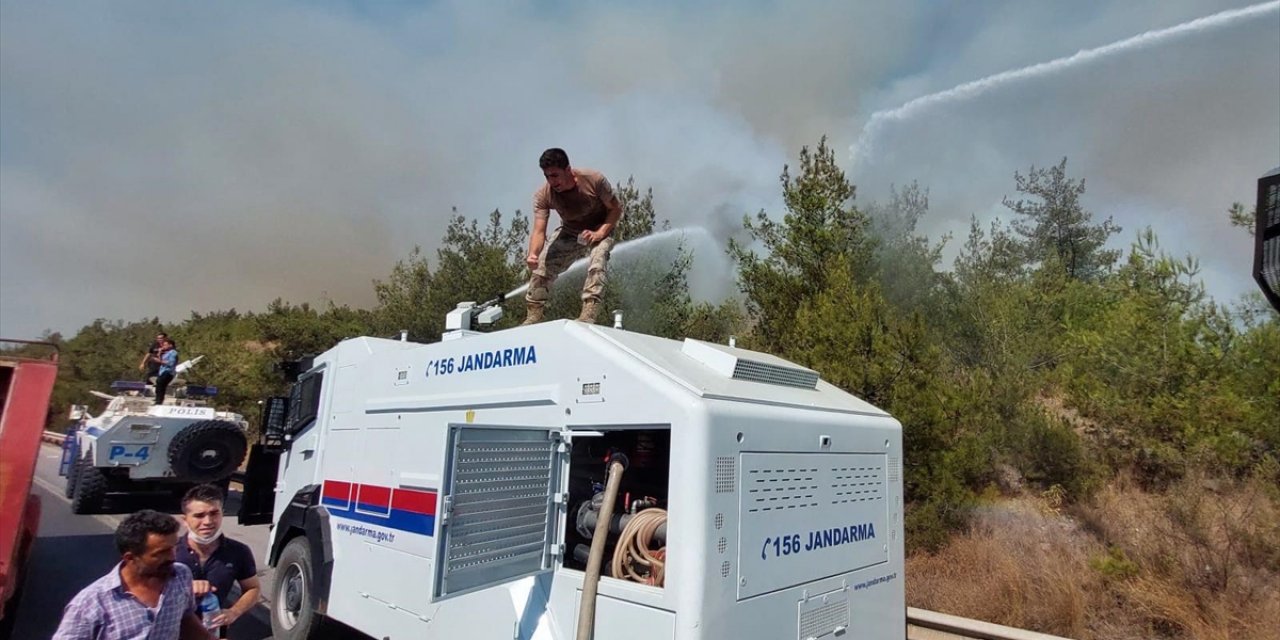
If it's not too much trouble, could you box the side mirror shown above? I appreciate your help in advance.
[1254,167,1280,311]
[261,396,290,442]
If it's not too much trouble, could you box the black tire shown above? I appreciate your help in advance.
[271,537,321,640]
[168,421,247,483]
[70,454,107,515]
[63,453,79,499]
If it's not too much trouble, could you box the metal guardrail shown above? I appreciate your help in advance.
[907,607,1073,640]
[32,436,1068,639]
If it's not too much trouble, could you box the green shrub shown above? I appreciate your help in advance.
[1089,546,1139,581]
[905,474,974,554]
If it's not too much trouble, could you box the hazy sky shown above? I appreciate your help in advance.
[2,0,1277,339]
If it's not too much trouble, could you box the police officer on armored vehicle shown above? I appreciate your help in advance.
[138,332,171,382]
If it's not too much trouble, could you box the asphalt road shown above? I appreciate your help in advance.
[11,443,275,639]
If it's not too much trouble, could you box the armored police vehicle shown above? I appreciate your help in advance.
[62,371,249,514]
[240,308,905,640]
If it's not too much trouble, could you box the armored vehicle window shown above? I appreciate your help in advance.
[286,371,323,434]
[120,398,153,413]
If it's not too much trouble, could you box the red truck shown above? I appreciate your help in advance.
[0,340,59,638]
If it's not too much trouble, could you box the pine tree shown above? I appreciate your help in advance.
[1003,157,1120,281]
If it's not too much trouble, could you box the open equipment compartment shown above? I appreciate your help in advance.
[561,427,671,588]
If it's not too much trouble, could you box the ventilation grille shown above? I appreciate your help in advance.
[798,594,849,639]
[746,467,819,513]
[438,429,557,598]
[721,561,731,578]
[715,456,736,493]
[732,358,820,389]
[831,465,885,505]
[888,456,900,482]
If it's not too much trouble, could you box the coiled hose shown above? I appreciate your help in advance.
[611,508,667,586]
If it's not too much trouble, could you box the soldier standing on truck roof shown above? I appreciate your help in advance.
[522,148,623,325]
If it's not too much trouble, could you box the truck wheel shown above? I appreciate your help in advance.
[70,455,107,515]
[272,538,320,640]
[64,456,80,499]
[168,421,247,483]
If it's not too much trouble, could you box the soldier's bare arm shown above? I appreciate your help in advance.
[583,177,622,244]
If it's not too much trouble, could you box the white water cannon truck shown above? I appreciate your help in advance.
[239,301,906,640]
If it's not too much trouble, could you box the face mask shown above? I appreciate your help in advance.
[189,526,222,545]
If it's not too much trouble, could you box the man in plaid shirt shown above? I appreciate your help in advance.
[53,509,212,640]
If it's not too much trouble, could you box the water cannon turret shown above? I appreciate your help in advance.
[175,354,205,375]
[443,293,509,341]
[475,294,506,326]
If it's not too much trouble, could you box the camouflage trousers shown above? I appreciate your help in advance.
[525,227,614,307]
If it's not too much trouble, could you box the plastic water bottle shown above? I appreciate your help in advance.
[198,592,221,630]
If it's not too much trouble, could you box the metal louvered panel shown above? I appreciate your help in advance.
[798,591,849,639]
[732,358,820,389]
[434,426,561,601]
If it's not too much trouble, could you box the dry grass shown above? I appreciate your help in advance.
[1077,471,1280,640]
[240,340,279,354]
[906,472,1280,640]
[1036,388,1100,438]
[907,497,1105,638]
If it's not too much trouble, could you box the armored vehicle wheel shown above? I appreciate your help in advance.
[64,456,79,499]
[168,420,247,483]
[70,455,107,515]
[271,538,321,640]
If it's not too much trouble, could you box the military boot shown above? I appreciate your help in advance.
[521,303,545,326]
[577,299,600,324]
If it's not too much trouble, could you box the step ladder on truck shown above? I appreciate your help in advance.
[238,301,908,640]
[0,340,59,639]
